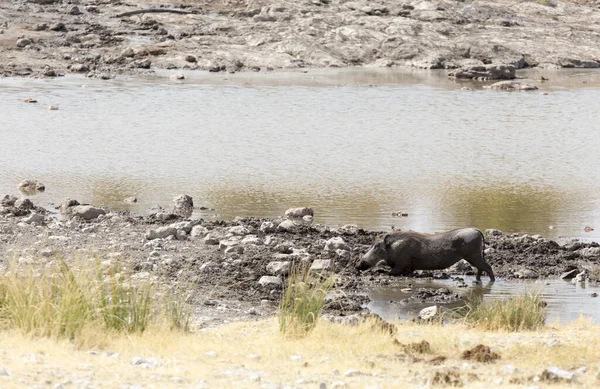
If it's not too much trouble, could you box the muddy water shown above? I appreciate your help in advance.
[1,68,600,241]
[368,277,600,324]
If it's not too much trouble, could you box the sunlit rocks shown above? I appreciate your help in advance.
[172,194,193,218]
[284,207,314,219]
[18,180,45,195]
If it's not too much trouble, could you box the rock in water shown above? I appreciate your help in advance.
[18,180,45,194]
[173,194,193,218]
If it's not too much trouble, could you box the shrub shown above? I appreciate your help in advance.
[278,264,334,338]
[462,291,547,331]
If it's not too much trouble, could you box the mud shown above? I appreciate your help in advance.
[1,195,600,326]
[1,0,600,79]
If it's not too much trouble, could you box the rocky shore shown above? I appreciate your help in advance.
[1,0,600,79]
[1,193,599,326]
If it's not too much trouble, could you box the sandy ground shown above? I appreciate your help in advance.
[0,318,599,388]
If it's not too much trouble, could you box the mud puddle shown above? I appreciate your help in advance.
[368,277,600,324]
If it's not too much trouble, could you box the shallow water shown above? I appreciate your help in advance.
[1,68,600,242]
[368,277,600,324]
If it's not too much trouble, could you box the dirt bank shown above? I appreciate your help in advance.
[1,0,600,78]
[1,194,600,326]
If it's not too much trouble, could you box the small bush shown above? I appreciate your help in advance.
[462,291,547,331]
[278,264,334,338]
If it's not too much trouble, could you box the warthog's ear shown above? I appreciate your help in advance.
[383,234,393,246]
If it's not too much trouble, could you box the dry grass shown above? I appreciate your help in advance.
[278,264,334,337]
[0,318,599,388]
[0,258,190,346]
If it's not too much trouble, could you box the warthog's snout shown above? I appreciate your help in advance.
[356,257,370,270]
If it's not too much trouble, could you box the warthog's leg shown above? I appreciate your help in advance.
[389,255,413,276]
[466,256,495,282]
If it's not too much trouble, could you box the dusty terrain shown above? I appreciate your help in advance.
[2,0,600,78]
[1,318,599,388]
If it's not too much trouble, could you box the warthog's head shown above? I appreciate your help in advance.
[356,236,389,270]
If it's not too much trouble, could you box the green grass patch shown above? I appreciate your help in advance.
[278,264,335,338]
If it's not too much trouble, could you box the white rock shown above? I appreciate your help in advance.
[258,276,282,288]
[70,205,106,220]
[278,220,296,231]
[23,213,45,224]
[241,235,262,245]
[542,366,575,382]
[219,239,240,250]
[260,221,277,233]
[266,261,291,276]
[325,237,350,252]
[0,367,9,376]
[485,229,503,237]
[205,351,218,358]
[203,233,220,245]
[191,225,209,238]
[285,207,314,219]
[418,305,440,321]
[310,259,332,271]
[336,249,351,259]
[579,247,600,257]
[331,382,347,389]
[229,225,250,235]
[169,221,193,233]
[145,226,177,240]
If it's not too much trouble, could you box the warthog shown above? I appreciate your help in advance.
[357,228,495,282]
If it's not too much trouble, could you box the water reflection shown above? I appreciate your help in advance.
[368,277,600,324]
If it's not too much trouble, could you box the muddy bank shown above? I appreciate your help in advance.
[1,194,600,325]
[1,0,600,78]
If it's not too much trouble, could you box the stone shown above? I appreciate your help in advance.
[67,5,81,15]
[59,198,80,214]
[310,259,332,271]
[185,55,197,63]
[17,38,33,48]
[285,207,314,219]
[203,233,220,245]
[123,196,137,203]
[418,305,440,321]
[120,47,135,58]
[541,366,575,382]
[488,81,539,91]
[258,276,282,288]
[229,225,249,235]
[260,221,277,233]
[18,179,45,193]
[241,235,262,245]
[190,225,209,238]
[169,221,193,233]
[145,226,177,240]
[70,205,106,220]
[173,194,193,218]
[219,239,239,250]
[448,64,516,80]
[0,367,9,376]
[325,237,350,252]
[266,261,291,276]
[336,249,351,259]
[277,220,296,231]
[14,198,33,210]
[49,22,67,32]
